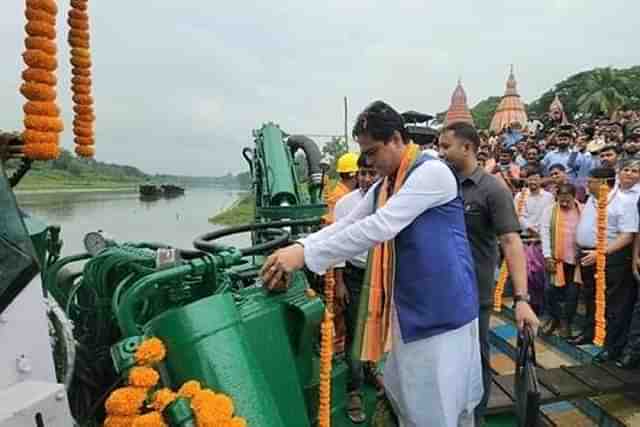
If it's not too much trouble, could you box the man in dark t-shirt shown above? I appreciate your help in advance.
[440,122,538,425]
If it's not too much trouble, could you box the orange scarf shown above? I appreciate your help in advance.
[359,143,420,361]
[551,202,582,287]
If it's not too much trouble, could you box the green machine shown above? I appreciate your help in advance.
[40,124,376,426]
[2,123,520,426]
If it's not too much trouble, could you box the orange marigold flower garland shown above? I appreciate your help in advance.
[151,389,176,413]
[134,337,167,366]
[318,270,335,427]
[494,189,529,311]
[593,182,608,346]
[104,415,137,427]
[104,338,248,426]
[67,0,95,157]
[104,386,148,416]
[129,366,160,388]
[21,0,63,160]
[132,411,167,427]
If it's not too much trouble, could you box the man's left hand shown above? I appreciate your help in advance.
[260,244,305,291]
[515,302,540,336]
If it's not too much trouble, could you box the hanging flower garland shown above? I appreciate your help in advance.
[593,182,608,346]
[318,270,335,427]
[493,188,529,311]
[67,0,95,158]
[21,0,64,160]
[104,337,247,427]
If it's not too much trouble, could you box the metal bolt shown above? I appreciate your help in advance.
[55,391,66,401]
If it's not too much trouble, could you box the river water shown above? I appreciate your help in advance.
[16,187,248,256]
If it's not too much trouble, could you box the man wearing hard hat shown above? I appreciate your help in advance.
[323,152,359,224]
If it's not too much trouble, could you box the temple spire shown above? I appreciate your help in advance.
[445,79,474,126]
[489,66,528,132]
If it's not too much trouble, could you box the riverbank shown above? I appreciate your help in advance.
[209,194,254,225]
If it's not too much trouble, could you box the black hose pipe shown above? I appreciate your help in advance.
[193,218,321,256]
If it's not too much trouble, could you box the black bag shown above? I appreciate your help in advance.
[515,325,541,427]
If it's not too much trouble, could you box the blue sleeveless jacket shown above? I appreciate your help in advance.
[376,154,478,343]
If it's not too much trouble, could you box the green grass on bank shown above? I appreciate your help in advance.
[10,169,144,191]
[209,194,255,225]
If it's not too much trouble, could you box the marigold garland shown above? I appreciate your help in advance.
[104,338,248,426]
[23,129,59,145]
[134,337,167,366]
[25,21,56,39]
[22,67,57,85]
[68,0,95,157]
[151,389,176,412]
[24,115,64,132]
[24,100,59,116]
[72,75,91,85]
[104,416,137,427]
[25,9,56,25]
[318,270,336,427]
[129,366,160,388]
[23,143,59,160]
[593,182,608,346]
[71,0,88,10]
[69,36,90,48]
[23,49,57,71]
[21,0,62,160]
[177,380,202,399]
[27,0,58,15]
[493,189,529,311]
[75,136,94,146]
[104,386,148,416]
[24,36,57,55]
[75,144,95,157]
[132,412,167,427]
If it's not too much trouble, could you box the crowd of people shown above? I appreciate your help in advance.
[470,111,640,371]
[261,100,640,426]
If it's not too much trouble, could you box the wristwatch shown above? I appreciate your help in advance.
[513,294,530,308]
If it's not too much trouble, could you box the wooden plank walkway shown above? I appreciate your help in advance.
[487,363,640,415]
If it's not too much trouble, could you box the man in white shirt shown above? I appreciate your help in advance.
[516,166,555,240]
[571,168,638,364]
[334,154,378,423]
[261,101,502,426]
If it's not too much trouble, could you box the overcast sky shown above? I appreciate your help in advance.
[1,1,638,176]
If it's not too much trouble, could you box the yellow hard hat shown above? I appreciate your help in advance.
[336,152,359,173]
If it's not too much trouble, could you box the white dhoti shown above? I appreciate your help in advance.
[383,316,483,427]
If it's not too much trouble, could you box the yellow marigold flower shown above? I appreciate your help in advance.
[212,394,234,419]
[132,411,167,427]
[151,388,177,412]
[128,367,160,388]
[191,389,218,414]
[105,386,147,416]
[75,144,95,158]
[23,143,60,160]
[104,415,136,427]
[177,380,202,399]
[135,338,166,366]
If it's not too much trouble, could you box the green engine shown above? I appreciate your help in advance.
[42,123,373,426]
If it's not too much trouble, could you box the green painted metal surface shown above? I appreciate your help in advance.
[24,214,48,267]
[147,292,285,427]
[258,123,299,207]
